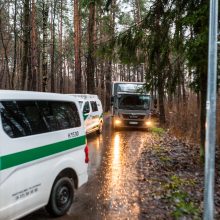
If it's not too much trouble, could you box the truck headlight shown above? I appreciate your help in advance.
[145,120,152,126]
[114,119,122,125]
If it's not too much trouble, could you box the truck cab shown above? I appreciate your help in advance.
[111,82,152,129]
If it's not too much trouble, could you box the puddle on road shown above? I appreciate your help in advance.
[94,131,147,220]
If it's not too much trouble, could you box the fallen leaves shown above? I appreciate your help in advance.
[137,131,205,219]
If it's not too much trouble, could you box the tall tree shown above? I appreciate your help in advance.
[0,6,10,89]
[105,0,116,111]
[11,0,18,89]
[134,0,142,24]
[86,0,96,94]
[59,0,63,93]
[30,0,37,91]
[50,0,57,92]
[143,0,172,124]
[21,0,30,89]
[185,0,209,157]
[42,0,49,92]
[74,0,82,93]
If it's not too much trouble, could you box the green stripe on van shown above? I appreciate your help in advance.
[83,114,89,120]
[0,135,86,171]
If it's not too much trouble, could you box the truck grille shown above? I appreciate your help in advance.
[122,114,145,120]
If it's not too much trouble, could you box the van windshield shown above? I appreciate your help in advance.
[118,94,150,110]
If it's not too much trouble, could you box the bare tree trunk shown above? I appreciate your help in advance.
[59,0,63,93]
[11,0,18,89]
[158,74,166,124]
[42,0,48,92]
[141,64,144,82]
[20,0,30,90]
[63,55,66,93]
[0,14,10,89]
[105,60,112,112]
[134,0,142,23]
[86,1,95,94]
[30,0,37,91]
[128,65,131,81]
[105,0,116,111]
[67,62,70,93]
[50,0,57,92]
[74,0,82,93]
[100,63,105,107]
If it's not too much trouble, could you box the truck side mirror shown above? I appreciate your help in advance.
[154,99,157,109]
[111,96,114,105]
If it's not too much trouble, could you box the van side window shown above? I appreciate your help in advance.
[65,102,81,127]
[51,102,81,129]
[21,101,49,135]
[0,101,28,138]
[91,101,98,112]
[0,101,81,138]
[37,101,58,131]
[83,101,90,114]
[0,101,48,138]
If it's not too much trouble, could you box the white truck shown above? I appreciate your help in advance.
[111,82,153,129]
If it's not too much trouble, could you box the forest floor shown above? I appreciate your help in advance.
[137,128,220,220]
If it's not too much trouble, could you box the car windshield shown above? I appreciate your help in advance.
[118,95,150,110]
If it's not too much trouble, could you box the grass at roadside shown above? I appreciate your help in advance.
[149,126,165,135]
[164,175,200,219]
[138,131,203,219]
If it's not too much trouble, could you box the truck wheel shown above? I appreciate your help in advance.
[46,177,74,217]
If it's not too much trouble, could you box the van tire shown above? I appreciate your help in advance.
[46,177,74,217]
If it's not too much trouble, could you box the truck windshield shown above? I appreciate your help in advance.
[114,83,145,95]
[118,95,150,110]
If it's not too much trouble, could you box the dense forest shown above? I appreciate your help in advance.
[0,0,216,157]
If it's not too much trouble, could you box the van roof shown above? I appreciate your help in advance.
[0,90,78,102]
[67,94,99,100]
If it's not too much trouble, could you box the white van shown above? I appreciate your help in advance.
[68,94,103,135]
[0,90,89,220]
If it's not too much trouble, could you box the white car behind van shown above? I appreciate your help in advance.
[0,90,88,220]
[68,94,103,135]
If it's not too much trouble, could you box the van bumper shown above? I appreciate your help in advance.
[78,170,88,188]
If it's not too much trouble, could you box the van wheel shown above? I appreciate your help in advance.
[46,177,74,217]
[97,122,103,134]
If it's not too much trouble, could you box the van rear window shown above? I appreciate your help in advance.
[90,101,98,112]
[0,101,81,138]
